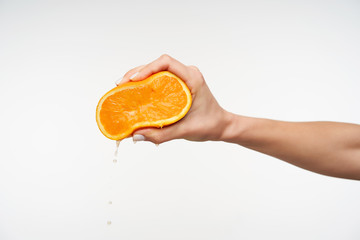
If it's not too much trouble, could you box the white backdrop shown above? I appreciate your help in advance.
[1,0,360,239]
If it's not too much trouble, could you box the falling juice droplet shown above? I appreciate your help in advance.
[155,144,159,147]
[107,142,120,227]
[114,141,120,157]
[114,140,121,162]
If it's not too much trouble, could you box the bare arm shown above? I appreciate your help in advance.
[221,114,360,180]
[119,54,360,180]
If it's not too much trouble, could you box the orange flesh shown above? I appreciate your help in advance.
[97,73,190,139]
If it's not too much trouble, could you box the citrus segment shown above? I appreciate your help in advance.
[96,71,192,140]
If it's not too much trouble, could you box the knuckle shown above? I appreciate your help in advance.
[159,54,172,62]
[151,135,163,144]
[189,66,204,79]
[188,65,200,72]
[148,131,164,144]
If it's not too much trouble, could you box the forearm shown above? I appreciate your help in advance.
[220,112,360,180]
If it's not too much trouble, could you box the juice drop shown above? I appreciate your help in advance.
[113,140,121,163]
[107,142,120,227]
[114,140,120,157]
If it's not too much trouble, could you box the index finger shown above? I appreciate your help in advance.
[115,65,145,86]
[131,54,191,84]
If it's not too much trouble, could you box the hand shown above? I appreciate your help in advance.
[117,54,231,144]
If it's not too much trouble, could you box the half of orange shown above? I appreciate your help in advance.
[96,71,192,140]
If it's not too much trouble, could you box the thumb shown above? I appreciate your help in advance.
[132,125,180,144]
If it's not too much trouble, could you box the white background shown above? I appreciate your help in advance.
[1,0,360,239]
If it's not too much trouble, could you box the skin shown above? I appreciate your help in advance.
[118,54,360,180]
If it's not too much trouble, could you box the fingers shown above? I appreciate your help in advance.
[115,65,145,86]
[117,55,199,89]
[132,124,181,145]
[130,54,191,84]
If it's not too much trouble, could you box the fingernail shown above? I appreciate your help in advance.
[115,77,123,85]
[133,134,145,143]
[130,72,139,80]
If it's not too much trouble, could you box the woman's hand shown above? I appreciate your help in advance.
[117,54,231,144]
[116,54,360,180]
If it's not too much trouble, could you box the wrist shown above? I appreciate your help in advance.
[218,111,248,143]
